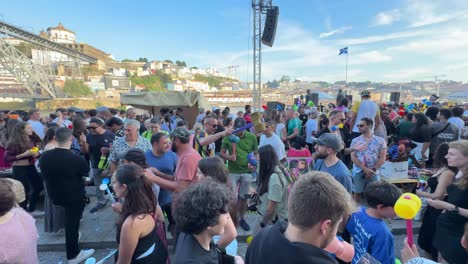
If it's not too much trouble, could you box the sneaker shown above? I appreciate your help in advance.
[68,249,95,264]
[29,210,45,218]
[89,200,108,213]
[56,228,65,236]
[239,218,251,231]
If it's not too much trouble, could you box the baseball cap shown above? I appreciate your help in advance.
[361,90,371,97]
[170,127,190,141]
[234,117,246,129]
[313,133,343,152]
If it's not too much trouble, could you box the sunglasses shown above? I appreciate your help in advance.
[339,118,346,122]
[357,124,366,128]
[87,125,101,130]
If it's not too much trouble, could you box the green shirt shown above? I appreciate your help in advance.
[141,130,169,140]
[396,120,414,138]
[258,167,288,221]
[221,131,258,173]
[287,118,302,137]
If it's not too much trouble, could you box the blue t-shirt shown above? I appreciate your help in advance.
[145,150,177,206]
[346,207,395,264]
[313,159,352,193]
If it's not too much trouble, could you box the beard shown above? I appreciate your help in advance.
[320,224,338,249]
[315,151,328,160]
[171,143,178,153]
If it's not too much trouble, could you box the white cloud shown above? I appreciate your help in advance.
[338,29,430,46]
[350,51,392,65]
[319,26,352,38]
[383,68,432,81]
[373,9,402,26]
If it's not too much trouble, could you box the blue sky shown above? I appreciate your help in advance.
[2,0,468,83]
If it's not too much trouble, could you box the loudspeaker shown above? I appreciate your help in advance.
[262,6,279,47]
[390,92,400,103]
[267,101,285,111]
[311,93,319,107]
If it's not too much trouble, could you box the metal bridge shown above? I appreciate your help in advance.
[0,21,98,99]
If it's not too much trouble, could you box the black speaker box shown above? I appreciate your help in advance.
[390,92,400,103]
[262,6,279,47]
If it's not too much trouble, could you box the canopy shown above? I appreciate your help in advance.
[120,91,211,127]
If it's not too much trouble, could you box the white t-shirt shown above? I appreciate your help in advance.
[52,118,72,128]
[305,119,318,144]
[275,123,286,139]
[27,120,45,139]
[351,100,379,133]
[448,117,465,140]
[259,133,286,161]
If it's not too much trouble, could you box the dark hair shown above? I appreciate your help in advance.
[245,105,251,111]
[72,117,86,139]
[198,157,229,185]
[7,121,41,153]
[105,117,123,127]
[109,108,118,115]
[438,108,452,120]
[120,109,126,115]
[56,108,67,113]
[5,118,20,141]
[452,107,463,118]
[123,148,148,169]
[223,117,233,127]
[338,98,349,107]
[88,109,97,117]
[406,112,414,121]
[433,142,457,172]
[29,109,39,116]
[149,117,161,124]
[425,107,439,121]
[55,127,72,145]
[258,145,279,195]
[413,113,428,128]
[0,179,15,216]
[176,119,187,127]
[115,164,157,233]
[173,178,231,235]
[360,117,374,127]
[291,136,307,149]
[150,132,168,145]
[364,181,402,208]
[44,126,58,146]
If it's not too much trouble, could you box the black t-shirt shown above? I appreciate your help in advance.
[86,130,115,168]
[410,124,432,143]
[173,233,219,264]
[246,221,338,264]
[299,114,308,127]
[215,126,225,153]
[40,148,89,206]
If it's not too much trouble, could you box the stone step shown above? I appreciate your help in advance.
[37,188,422,251]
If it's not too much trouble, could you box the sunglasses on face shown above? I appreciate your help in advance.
[357,124,366,128]
[87,125,101,130]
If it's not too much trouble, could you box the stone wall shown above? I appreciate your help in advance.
[37,98,120,110]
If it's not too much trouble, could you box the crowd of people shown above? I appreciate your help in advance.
[0,91,467,264]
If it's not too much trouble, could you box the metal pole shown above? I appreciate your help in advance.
[345,52,348,94]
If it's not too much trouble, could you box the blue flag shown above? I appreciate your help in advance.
[339,47,348,55]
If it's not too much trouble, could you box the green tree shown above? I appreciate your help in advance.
[164,59,173,64]
[266,80,279,88]
[16,43,33,58]
[129,74,170,92]
[63,79,92,97]
[175,60,187,67]
[121,58,134,62]
[190,66,198,70]
[138,57,148,62]
[280,75,291,83]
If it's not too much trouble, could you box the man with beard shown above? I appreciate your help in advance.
[313,133,352,193]
[246,171,355,264]
[143,128,201,196]
[193,115,232,157]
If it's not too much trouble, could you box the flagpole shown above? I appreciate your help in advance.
[345,52,348,94]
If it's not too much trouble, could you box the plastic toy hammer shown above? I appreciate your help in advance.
[394,193,422,247]
[99,178,115,203]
